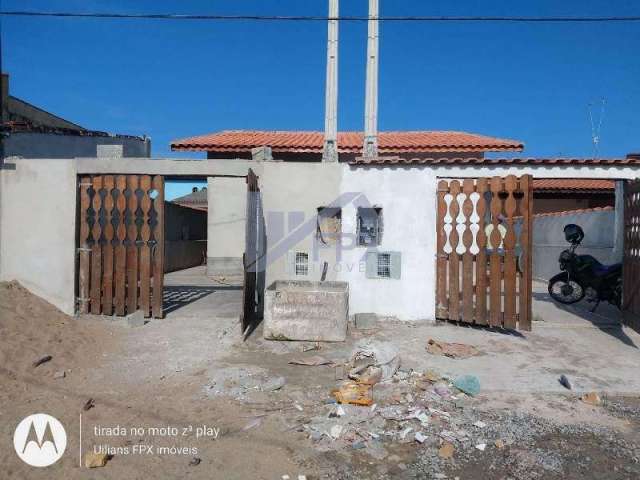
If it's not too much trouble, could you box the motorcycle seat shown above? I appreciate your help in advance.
[594,263,622,276]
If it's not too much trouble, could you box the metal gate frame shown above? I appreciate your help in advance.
[77,174,164,318]
[435,175,533,331]
[241,168,264,338]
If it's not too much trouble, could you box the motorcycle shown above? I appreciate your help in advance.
[548,224,622,312]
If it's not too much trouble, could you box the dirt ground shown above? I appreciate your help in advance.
[1,280,640,479]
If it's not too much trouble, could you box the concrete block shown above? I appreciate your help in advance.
[354,313,378,330]
[263,280,349,342]
[126,310,147,328]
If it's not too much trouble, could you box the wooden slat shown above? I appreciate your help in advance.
[461,179,475,323]
[488,177,503,327]
[448,180,461,322]
[139,175,152,317]
[518,175,533,331]
[126,175,140,314]
[90,176,103,314]
[152,175,165,319]
[474,179,488,325]
[114,176,127,316]
[502,175,518,329]
[435,180,449,319]
[78,176,92,314]
[102,176,115,316]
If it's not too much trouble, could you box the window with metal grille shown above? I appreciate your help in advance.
[295,252,309,276]
[357,207,383,246]
[377,253,391,278]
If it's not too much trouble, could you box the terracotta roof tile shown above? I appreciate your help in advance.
[533,206,614,218]
[171,130,524,153]
[533,179,615,191]
[350,156,639,166]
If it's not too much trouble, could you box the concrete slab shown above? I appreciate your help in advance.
[163,266,242,319]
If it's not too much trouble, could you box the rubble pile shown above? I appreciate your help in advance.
[303,364,490,462]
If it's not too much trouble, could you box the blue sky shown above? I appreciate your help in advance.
[4,0,640,199]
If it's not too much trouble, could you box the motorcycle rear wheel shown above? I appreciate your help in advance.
[548,273,585,304]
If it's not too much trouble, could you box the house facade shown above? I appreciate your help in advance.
[1,74,150,160]
[1,152,638,324]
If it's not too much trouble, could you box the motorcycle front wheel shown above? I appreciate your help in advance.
[548,272,586,304]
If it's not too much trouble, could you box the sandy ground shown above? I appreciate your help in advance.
[1,274,640,479]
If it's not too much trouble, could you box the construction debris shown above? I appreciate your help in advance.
[348,340,400,384]
[84,452,109,468]
[581,392,603,406]
[453,375,481,396]
[332,381,374,406]
[559,374,572,390]
[426,339,481,359]
[289,356,333,366]
[415,432,427,443]
[32,355,52,368]
[439,442,455,459]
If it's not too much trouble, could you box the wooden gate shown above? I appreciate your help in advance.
[77,175,165,318]
[242,168,261,337]
[436,175,533,331]
[623,179,640,332]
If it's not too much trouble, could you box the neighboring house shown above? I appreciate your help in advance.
[171,130,524,161]
[1,73,150,159]
[532,179,615,214]
[172,128,525,278]
[171,187,208,211]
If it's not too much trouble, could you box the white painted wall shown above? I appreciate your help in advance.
[0,158,77,314]
[338,166,438,320]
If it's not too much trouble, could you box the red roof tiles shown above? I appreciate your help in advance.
[350,156,638,166]
[533,179,615,191]
[171,130,524,153]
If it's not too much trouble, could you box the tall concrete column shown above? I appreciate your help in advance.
[363,0,379,158]
[322,0,339,163]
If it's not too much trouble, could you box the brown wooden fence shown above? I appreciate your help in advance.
[623,179,640,333]
[436,175,533,331]
[78,174,164,318]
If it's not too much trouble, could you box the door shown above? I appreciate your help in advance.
[77,175,165,318]
[623,179,640,332]
[435,175,533,331]
[241,168,263,338]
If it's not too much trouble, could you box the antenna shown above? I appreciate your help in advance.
[588,98,606,159]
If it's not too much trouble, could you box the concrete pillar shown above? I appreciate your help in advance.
[322,0,339,163]
[363,0,379,158]
[612,180,625,262]
[207,176,246,277]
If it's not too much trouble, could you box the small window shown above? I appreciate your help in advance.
[357,207,383,246]
[366,251,401,279]
[294,252,309,276]
[377,253,391,278]
[317,207,342,245]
